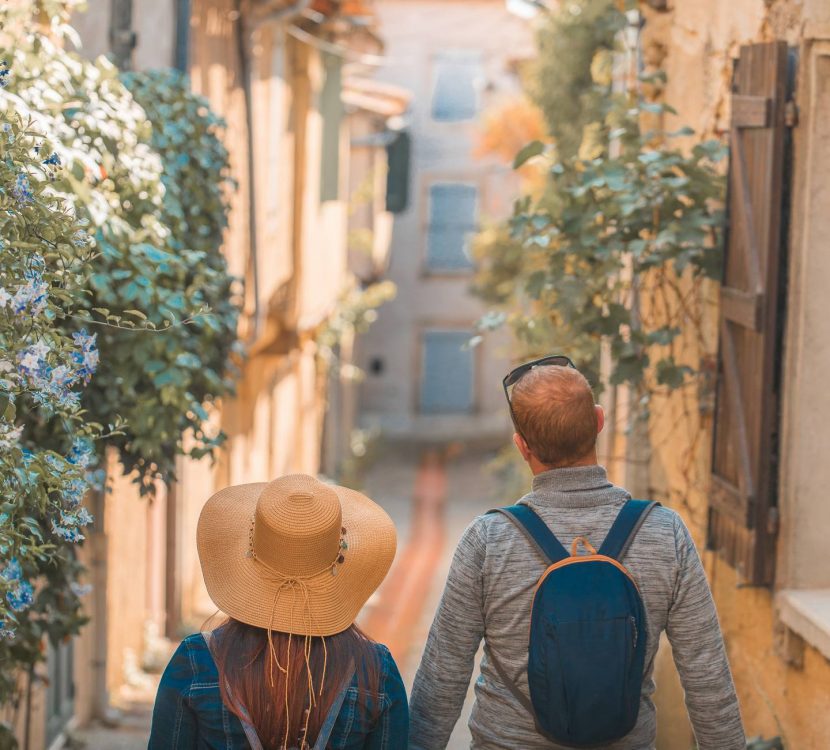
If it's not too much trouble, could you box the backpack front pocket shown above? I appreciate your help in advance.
[542,616,634,746]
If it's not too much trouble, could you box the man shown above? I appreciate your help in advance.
[408,357,745,750]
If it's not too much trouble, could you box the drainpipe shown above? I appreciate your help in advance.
[174,0,191,72]
[109,0,136,70]
[237,0,313,344]
[233,0,261,343]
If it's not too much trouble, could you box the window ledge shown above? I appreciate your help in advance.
[777,588,830,662]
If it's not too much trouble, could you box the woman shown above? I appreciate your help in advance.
[149,474,408,749]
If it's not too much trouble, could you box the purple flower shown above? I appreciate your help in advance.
[71,330,98,383]
[51,519,84,543]
[71,229,90,248]
[43,153,61,167]
[76,506,93,526]
[62,477,88,508]
[11,275,49,316]
[11,173,33,205]
[67,437,95,469]
[1,558,22,583]
[6,579,34,612]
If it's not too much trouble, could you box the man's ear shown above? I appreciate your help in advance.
[596,404,605,435]
[513,432,532,463]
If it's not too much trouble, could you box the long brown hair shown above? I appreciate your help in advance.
[210,618,382,749]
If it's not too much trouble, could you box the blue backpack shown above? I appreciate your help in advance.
[487,499,659,747]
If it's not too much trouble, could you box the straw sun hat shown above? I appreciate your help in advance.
[197,474,396,637]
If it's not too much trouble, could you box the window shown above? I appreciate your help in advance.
[419,330,474,414]
[431,51,483,122]
[426,183,477,272]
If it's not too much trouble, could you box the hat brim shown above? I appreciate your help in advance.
[197,482,396,636]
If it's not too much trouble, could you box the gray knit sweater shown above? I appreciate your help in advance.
[408,465,745,750]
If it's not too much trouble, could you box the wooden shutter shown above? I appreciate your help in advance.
[708,42,791,586]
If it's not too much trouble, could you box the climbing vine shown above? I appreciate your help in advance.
[473,0,726,495]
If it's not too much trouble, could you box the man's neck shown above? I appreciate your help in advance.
[530,451,598,476]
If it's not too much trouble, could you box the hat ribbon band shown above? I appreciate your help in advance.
[255,561,330,750]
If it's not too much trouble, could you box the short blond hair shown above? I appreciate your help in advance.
[511,365,597,466]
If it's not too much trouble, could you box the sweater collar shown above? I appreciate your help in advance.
[529,465,627,508]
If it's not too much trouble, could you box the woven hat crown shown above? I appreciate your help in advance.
[252,474,342,577]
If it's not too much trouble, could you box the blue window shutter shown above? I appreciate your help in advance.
[420,331,475,413]
[427,183,478,271]
[432,52,482,122]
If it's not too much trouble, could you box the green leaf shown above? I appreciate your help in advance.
[513,140,546,169]
[526,270,547,299]
[647,327,681,346]
[656,357,692,389]
[175,352,201,369]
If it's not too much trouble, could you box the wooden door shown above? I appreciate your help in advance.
[708,42,792,586]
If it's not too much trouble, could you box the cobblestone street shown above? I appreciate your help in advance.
[360,442,499,750]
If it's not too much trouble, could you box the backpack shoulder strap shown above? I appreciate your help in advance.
[487,504,569,565]
[486,644,536,717]
[203,631,265,750]
[598,499,661,561]
[312,659,355,750]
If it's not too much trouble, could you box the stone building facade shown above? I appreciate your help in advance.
[357,0,533,443]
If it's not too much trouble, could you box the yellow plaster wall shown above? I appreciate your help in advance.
[706,555,830,748]
[635,2,830,747]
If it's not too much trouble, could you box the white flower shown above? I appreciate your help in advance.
[19,352,40,371]
[0,424,23,450]
[69,582,93,598]
[29,341,50,360]
[0,288,9,308]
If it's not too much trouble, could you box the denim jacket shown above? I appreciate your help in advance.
[149,633,409,749]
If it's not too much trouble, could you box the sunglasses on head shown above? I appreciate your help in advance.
[502,354,577,404]
[502,355,577,441]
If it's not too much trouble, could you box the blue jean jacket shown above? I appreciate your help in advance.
[148,633,409,749]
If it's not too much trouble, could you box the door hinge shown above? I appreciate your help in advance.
[784,100,798,127]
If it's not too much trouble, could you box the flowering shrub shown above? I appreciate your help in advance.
[0,5,240,738]
[0,111,102,709]
[1,30,240,492]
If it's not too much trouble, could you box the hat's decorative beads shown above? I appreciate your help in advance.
[246,515,256,560]
[331,526,348,575]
